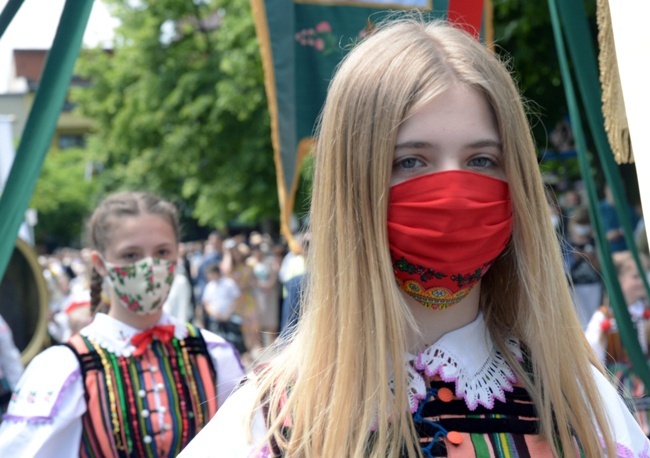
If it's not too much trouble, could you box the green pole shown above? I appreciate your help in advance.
[548,0,650,387]
[0,0,95,282]
[0,0,25,40]
[555,0,650,304]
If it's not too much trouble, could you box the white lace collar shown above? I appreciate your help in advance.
[79,312,189,357]
[404,312,522,413]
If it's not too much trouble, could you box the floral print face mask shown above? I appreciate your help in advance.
[103,257,176,315]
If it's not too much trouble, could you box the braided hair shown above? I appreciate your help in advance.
[87,192,180,315]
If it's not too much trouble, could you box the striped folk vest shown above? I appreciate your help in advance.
[264,377,582,457]
[66,324,218,457]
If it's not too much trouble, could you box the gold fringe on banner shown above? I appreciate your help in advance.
[597,0,634,164]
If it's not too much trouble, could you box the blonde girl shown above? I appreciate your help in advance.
[0,192,244,456]
[182,19,648,457]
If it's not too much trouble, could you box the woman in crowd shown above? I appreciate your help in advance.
[566,205,603,329]
[0,192,244,456]
[586,250,650,435]
[183,19,648,457]
[250,244,281,347]
[222,240,261,358]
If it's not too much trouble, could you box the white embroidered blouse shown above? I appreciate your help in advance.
[0,312,244,457]
[179,312,650,457]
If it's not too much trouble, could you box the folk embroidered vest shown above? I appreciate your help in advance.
[66,324,217,457]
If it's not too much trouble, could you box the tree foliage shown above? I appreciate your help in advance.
[72,0,277,233]
[492,0,598,183]
[30,147,98,247]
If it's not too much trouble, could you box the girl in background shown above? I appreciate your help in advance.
[586,250,650,435]
[0,192,244,456]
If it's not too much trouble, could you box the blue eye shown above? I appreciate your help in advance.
[394,157,424,170]
[468,156,497,168]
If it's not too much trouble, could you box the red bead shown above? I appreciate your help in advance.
[601,318,612,333]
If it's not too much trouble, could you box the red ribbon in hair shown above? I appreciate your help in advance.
[130,324,175,356]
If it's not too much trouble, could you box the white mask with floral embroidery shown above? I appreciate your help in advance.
[102,256,176,315]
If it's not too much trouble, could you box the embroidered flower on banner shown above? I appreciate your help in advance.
[295,21,336,56]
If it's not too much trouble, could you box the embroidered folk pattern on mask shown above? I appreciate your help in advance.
[393,257,494,309]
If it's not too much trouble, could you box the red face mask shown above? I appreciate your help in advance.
[387,170,512,309]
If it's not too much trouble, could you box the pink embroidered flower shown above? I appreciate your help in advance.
[316,21,331,33]
[314,39,324,51]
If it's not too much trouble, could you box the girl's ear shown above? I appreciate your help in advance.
[90,250,108,277]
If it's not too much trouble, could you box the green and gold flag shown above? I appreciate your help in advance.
[251,0,490,249]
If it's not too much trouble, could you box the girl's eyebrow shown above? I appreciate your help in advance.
[394,139,502,150]
[394,141,436,150]
[466,140,502,150]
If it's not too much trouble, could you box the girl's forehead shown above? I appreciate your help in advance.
[107,214,176,250]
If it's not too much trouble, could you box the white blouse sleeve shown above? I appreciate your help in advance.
[592,366,650,455]
[179,383,268,457]
[0,345,86,458]
[201,329,246,407]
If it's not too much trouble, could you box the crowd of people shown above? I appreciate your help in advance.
[0,16,649,457]
[550,182,650,434]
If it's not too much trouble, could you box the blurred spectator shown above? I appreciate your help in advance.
[561,188,582,220]
[278,234,309,289]
[251,244,280,346]
[221,239,260,357]
[0,314,23,417]
[566,206,603,329]
[599,185,640,253]
[280,234,310,335]
[585,251,650,434]
[201,263,244,355]
[195,232,224,299]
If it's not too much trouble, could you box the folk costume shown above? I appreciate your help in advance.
[179,312,650,457]
[0,312,244,457]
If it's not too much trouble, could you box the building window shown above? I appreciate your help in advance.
[58,134,86,149]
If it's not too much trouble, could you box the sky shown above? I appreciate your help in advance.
[0,0,119,92]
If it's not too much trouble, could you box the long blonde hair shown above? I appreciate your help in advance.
[251,19,615,457]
